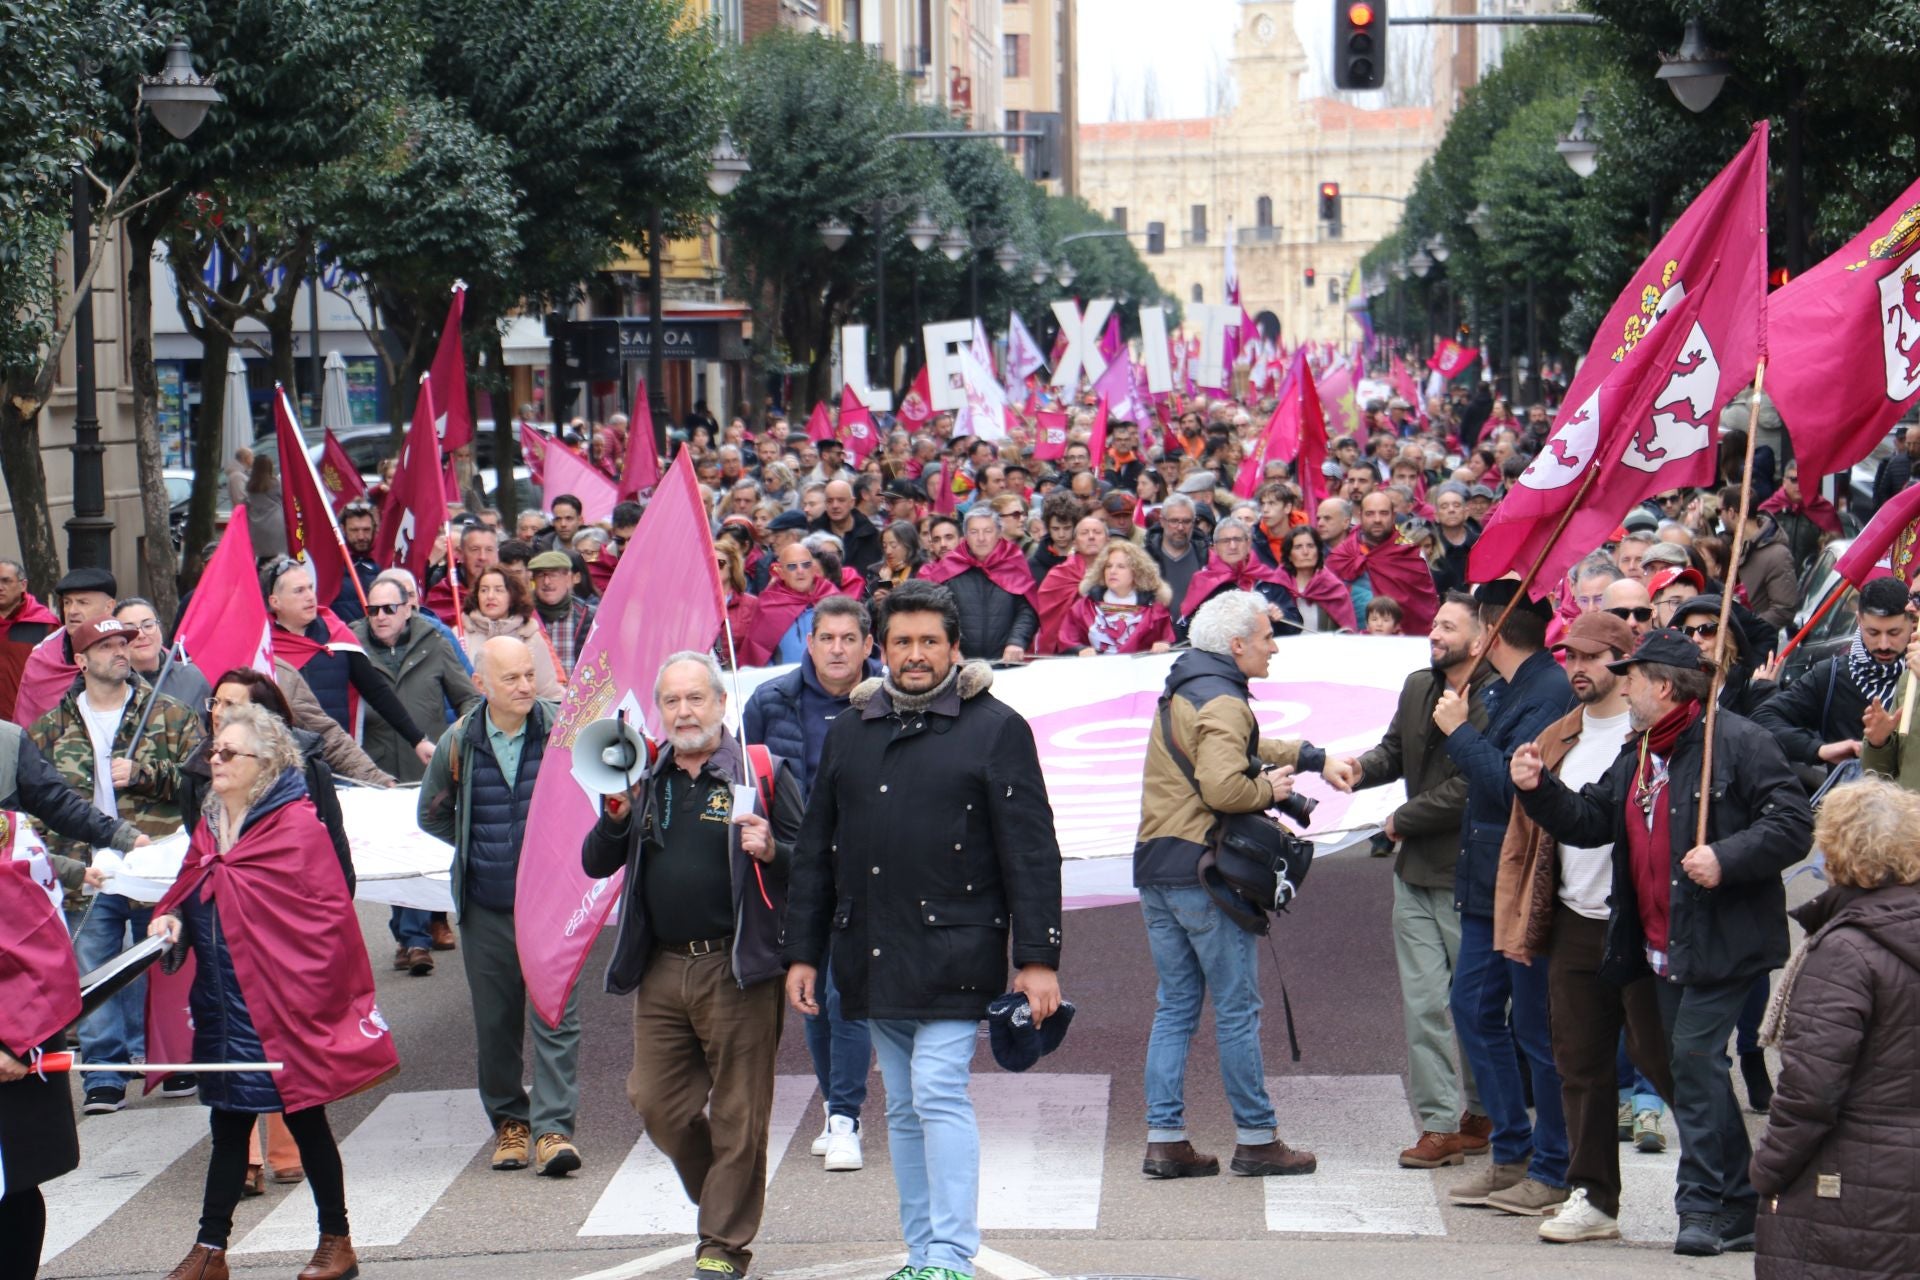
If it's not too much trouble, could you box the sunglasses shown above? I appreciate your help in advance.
[778,559,816,572]
[208,746,264,764]
[1606,606,1655,623]
[1679,622,1720,638]
[365,602,406,617]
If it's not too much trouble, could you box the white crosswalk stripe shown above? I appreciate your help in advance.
[1262,1075,1447,1236]
[39,1104,209,1265]
[976,1073,1110,1230]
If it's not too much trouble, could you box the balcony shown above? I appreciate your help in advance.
[1182,230,1209,247]
[1237,225,1281,245]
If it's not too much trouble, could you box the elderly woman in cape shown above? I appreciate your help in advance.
[148,704,396,1280]
[1173,516,1302,643]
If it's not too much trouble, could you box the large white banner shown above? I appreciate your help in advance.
[95,636,1427,913]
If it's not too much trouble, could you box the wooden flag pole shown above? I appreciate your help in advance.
[1696,359,1769,847]
[1482,461,1605,644]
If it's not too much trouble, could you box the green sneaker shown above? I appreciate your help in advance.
[881,1270,917,1280]
[913,1270,973,1280]
[693,1259,741,1279]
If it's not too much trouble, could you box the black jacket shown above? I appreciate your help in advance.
[1753,655,1883,768]
[582,733,805,994]
[1,723,135,852]
[811,511,884,592]
[179,727,355,895]
[1517,708,1811,987]
[781,662,1063,1021]
[942,566,1039,658]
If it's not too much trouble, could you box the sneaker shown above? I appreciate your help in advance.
[491,1118,531,1170]
[1717,1203,1756,1253]
[1448,1158,1528,1205]
[823,1113,863,1171]
[1633,1109,1666,1153]
[1399,1130,1469,1169]
[1457,1111,1491,1155]
[692,1259,741,1279]
[1539,1187,1621,1243]
[880,1270,917,1280]
[83,1086,126,1115]
[1740,1050,1774,1114]
[911,1271,970,1280]
[1617,1098,1633,1142]
[1486,1177,1571,1217]
[1674,1209,1723,1256]
[158,1073,197,1099]
[534,1132,582,1177]
[810,1102,831,1157]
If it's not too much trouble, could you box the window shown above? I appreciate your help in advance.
[1003,33,1028,78]
[1190,204,1208,245]
[1255,195,1273,229]
[1111,207,1127,231]
[1191,284,1204,303]
[1146,220,1165,254]
[1004,109,1024,162]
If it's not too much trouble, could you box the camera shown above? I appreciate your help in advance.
[1275,790,1318,828]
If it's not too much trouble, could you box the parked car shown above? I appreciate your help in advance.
[1780,537,1860,688]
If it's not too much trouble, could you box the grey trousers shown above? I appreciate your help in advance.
[459,902,582,1137]
[1392,876,1482,1131]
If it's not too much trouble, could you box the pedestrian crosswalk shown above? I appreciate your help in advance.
[40,1072,1695,1265]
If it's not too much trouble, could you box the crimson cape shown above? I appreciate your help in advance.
[1328,531,1439,634]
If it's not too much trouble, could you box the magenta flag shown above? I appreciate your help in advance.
[805,400,836,443]
[840,383,879,463]
[520,422,548,486]
[427,285,473,452]
[1033,409,1068,461]
[1837,478,1920,588]
[1426,339,1480,379]
[1086,396,1110,468]
[1316,361,1359,440]
[1098,312,1123,366]
[619,380,662,499]
[543,439,619,522]
[375,376,448,586]
[1772,173,1920,479]
[516,453,724,1027]
[176,508,274,683]
[1470,277,1714,594]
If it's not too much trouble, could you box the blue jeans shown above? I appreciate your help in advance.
[869,1019,980,1276]
[1450,911,1567,1185]
[1617,1036,1665,1116]
[389,907,433,951]
[1139,884,1277,1145]
[72,895,154,1094]
[801,961,870,1123]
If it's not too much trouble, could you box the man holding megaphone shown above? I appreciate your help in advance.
[581,650,805,1280]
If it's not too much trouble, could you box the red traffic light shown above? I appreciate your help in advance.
[1320,181,1339,198]
[1348,2,1375,25]
[1304,267,1317,286]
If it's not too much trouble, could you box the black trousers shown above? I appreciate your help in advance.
[0,1189,45,1280]
[198,1106,348,1249]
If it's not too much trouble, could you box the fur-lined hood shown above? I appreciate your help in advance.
[850,659,995,712]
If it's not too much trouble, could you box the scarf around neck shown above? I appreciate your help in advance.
[1848,633,1904,707]
[882,663,960,714]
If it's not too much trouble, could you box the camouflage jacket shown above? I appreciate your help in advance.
[28,677,204,868]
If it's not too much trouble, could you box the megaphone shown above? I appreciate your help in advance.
[571,711,659,795]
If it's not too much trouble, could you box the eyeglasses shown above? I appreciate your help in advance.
[122,618,162,633]
[203,698,246,713]
[1606,606,1655,623]
[1679,622,1720,639]
[365,602,407,617]
[1215,536,1249,547]
[777,559,816,572]
[208,746,264,764]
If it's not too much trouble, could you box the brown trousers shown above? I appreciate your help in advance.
[1547,905,1674,1219]
[627,948,784,1272]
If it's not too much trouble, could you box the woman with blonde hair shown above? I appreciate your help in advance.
[1059,539,1175,655]
[714,539,760,667]
[1749,777,1920,1278]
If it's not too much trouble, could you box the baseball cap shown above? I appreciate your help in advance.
[527,550,572,572]
[1647,566,1706,598]
[984,991,1076,1073]
[1555,610,1634,657]
[72,617,134,654]
[1606,627,1707,674]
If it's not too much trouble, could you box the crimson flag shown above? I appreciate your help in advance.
[516,452,724,1027]
[1469,274,1715,594]
[897,367,933,431]
[1033,409,1068,461]
[317,427,367,515]
[619,380,662,499]
[1772,176,1920,478]
[428,284,472,452]
[1086,396,1110,471]
[520,422,549,486]
[274,388,351,604]
[544,441,618,522]
[1427,339,1480,379]
[375,376,448,585]
[176,508,274,684]
[1837,478,1920,587]
[1236,351,1327,508]
[806,400,836,443]
[839,383,879,463]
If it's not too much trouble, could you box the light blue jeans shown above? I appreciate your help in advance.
[1140,883,1278,1145]
[71,894,155,1093]
[869,1018,980,1276]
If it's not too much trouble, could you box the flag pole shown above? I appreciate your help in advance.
[1773,588,1845,664]
[444,522,465,642]
[1696,359,1768,847]
[1481,461,1605,644]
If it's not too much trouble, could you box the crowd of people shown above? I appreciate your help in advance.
[0,374,1917,1280]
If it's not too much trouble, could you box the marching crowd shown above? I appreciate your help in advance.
[1,380,1917,1280]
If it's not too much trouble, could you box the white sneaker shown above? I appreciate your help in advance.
[1539,1187,1621,1243]
[822,1114,863,1172]
[810,1102,831,1157]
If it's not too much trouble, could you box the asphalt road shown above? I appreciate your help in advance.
[38,849,1762,1280]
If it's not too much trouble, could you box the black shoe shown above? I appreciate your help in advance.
[83,1086,126,1115]
[1674,1210,1723,1256]
[1717,1203,1757,1252]
[158,1074,197,1099]
[1740,1050,1774,1113]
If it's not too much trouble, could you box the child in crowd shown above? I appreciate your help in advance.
[1365,596,1403,635]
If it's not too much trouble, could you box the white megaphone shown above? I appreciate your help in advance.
[570,710,659,795]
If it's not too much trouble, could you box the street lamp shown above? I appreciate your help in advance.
[1409,247,1435,278]
[906,209,940,253]
[1055,261,1076,288]
[1557,93,1601,179]
[817,218,852,252]
[1390,260,1409,281]
[1030,260,1052,286]
[1657,20,1732,114]
[67,36,221,572]
[1466,202,1491,240]
[1428,234,1450,264]
[706,127,751,196]
[938,226,970,263]
[995,241,1021,272]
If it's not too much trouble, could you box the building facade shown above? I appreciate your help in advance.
[1002,0,1077,195]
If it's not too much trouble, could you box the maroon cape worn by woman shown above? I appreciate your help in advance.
[1058,592,1174,653]
[148,793,397,1114]
[1327,531,1440,634]
[13,630,77,729]
[1287,567,1360,632]
[722,592,760,666]
[0,859,83,1194]
[740,574,842,667]
[1032,553,1091,655]
[1176,551,1287,621]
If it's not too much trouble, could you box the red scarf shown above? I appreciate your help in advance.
[1177,550,1286,620]
[740,574,840,667]
[0,593,58,641]
[1326,530,1439,635]
[922,540,1040,608]
[1624,699,1702,956]
[271,606,362,671]
[1288,566,1360,632]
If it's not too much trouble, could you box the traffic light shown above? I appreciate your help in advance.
[1318,181,1341,224]
[1333,1,1387,91]
[1146,221,1165,255]
[1025,112,1063,182]
[1328,276,1340,304]
[1304,267,1316,288]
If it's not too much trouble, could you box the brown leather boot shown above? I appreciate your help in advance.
[428,919,456,950]
[1399,1130,1469,1169]
[1457,1110,1492,1155]
[1231,1138,1317,1176]
[1142,1140,1220,1178]
[161,1244,229,1280]
[296,1234,358,1280]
